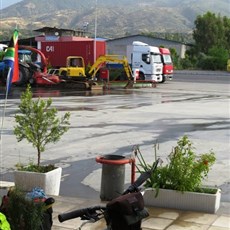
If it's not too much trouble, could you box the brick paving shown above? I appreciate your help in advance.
[52,195,230,230]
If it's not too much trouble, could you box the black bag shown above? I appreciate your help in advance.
[105,192,149,230]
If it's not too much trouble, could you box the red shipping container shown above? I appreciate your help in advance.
[36,37,106,68]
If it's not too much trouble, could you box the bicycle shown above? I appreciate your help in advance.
[58,158,160,230]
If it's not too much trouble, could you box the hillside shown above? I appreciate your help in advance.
[0,0,229,40]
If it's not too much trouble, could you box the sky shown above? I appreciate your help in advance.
[0,0,22,9]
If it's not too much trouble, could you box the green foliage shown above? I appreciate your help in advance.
[16,162,56,173]
[6,188,45,230]
[188,11,230,70]
[136,136,216,194]
[193,12,230,54]
[14,85,70,166]
[197,46,229,70]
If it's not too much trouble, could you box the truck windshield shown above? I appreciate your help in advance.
[151,53,162,63]
[162,54,172,64]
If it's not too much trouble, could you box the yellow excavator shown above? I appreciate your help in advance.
[58,55,134,89]
[88,55,134,88]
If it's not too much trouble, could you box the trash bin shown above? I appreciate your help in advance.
[96,155,135,201]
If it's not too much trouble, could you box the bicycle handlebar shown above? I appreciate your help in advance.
[58,206,106,223]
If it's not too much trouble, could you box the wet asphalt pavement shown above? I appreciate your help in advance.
[0,70,229,202]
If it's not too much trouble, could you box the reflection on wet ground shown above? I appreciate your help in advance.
[1,85,229,115]
[0,85,138,99]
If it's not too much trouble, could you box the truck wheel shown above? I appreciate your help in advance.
[15,65,30,86]
[160,75,166,83]
[139,72,145,80]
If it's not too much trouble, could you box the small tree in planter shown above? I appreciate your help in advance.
[13,85,70,195]
[14,85,70,171]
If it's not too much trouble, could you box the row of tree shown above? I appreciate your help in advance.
[179,12,230,70]
[144,11,229,70]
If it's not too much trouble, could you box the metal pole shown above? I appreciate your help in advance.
[94,0,97,63]
[93,0,98,79]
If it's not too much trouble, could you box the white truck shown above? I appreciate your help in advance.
[127,41,163,82]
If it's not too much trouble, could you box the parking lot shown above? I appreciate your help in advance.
[0,71,229,202]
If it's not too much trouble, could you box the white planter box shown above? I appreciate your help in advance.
[142,188,221,213]
[14,167,62,196]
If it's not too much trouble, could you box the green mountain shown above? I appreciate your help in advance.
[0,0,229,39]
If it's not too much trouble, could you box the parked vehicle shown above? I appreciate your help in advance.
[88,55,133,81]
[57,54,134,88]
[17,45,60,86]
[159,47,173,83]
[126,41,163,83]
[0,46,43,86]
[0,45,135,90]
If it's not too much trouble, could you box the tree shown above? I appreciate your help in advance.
[192,12,230,70]
[223,16,230,51]
[14,85,70,167]
[193,12,229,54]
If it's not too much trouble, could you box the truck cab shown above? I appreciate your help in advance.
[127,41,163,82]
[159,47,173,83]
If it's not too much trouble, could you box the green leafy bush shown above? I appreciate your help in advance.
[136,135,216,193]
[5,189,45,230]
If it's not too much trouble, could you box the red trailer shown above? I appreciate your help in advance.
[35,36,106,68]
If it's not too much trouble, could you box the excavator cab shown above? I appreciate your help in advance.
[59,56,86,80]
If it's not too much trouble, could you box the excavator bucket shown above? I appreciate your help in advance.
[90,81,103,90]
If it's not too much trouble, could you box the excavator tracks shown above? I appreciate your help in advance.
[57,80,103,90]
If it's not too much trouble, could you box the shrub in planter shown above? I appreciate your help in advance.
[1,188,45,230]
[135,136,220,213]
[135,135,216,194]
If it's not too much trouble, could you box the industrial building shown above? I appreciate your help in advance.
[106,34,188,58]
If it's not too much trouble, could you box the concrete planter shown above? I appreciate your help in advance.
[142,188,221,213]
[14,167,62,196]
